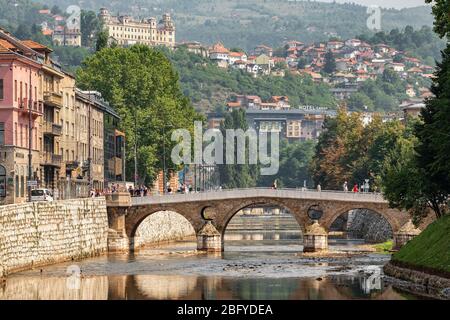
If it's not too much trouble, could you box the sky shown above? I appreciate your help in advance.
[313,0,428,9]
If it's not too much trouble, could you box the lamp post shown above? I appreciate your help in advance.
[27,66,33,202]
[162,124,167,194]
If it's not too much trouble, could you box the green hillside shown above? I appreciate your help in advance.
[36,0,435,50]
[393,215,450,275]
[161,47,336,111]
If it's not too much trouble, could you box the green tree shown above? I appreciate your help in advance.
[76,45,200,184]
[218,109,259,188]
[425,0,450,39]
[259,140,315,188]
[323,50,336,74]
[95,29,109,52]
[347,92,374,111]
[311,108,408,191]
[381,135,429,224]
[81,10,101,48]
[382,0,450,220]
[413,45,450,219]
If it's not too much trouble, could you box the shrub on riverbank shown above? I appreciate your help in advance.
[392,215,450,275]
[373,240,393,253]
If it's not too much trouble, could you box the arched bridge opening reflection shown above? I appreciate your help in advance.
[223,204,304,253]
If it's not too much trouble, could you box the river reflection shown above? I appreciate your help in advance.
[0,215,423,300]
[1,273,414,300]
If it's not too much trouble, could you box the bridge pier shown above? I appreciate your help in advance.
[303,220,328,253]
[106,193,134,253]
[197,221,222,252]
[393,220,421,250]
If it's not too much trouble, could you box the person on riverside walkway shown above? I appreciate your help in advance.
[317,184,321,192]
[352,184,359,193]
[343,181,348,192]
[272,179,278,190]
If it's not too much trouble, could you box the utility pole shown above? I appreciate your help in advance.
[162,125,167,194]
[27,66,33,202]
[134,108,137,188]
[87,92,92,192]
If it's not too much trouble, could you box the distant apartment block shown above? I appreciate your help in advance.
[52,27,82,47]
[208,108,335,142]
[99,8,175,48]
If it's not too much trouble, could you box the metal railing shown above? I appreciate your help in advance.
[129,187,387,206]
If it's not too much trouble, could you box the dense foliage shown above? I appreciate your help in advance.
[358,26,445,64]
[76,45,201,184]
[258,140,316,189]
[311,108,412,192]
[380,0,450,220]
[218,109,259,188]
[347,69,410,112]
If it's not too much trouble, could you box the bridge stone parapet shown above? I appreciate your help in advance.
[106,189,430,253]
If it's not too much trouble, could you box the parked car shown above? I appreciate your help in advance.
[30,189,54,202]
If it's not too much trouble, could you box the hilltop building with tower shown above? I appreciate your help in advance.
[98,8,176,48]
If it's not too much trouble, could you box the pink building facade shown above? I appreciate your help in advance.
[0,36,43,204]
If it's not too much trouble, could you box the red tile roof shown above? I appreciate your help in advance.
[21,40,52,53]
[0,39,15,50]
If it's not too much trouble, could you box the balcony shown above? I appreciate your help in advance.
[43,121,62,136]
[41,151,62,167]
[43,91,63,108]
[18,99,43,117]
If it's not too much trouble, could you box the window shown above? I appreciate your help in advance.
[20,175,24,197]
[15,175,19,197]
[0,123,4,145]
[0,79,3,100]
[0,165,5,197]
[20,124,23,147]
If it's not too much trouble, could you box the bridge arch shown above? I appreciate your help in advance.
[219,198,307,238]
[125,206,197,240]
[323,203,406,233]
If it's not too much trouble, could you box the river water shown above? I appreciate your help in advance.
[0,215,423,300]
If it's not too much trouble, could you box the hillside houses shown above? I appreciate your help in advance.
[185,38,434,87]
[226,95,291,111]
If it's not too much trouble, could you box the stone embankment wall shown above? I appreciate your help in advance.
[0,198,108,277]
[330,209,393,242]
[134,211,196,248]
[384,262,450,300]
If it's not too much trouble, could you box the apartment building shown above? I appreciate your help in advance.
[0,28,125,204]
[52,28,82,47]
[207,108,335,142]
[99,8,175,48]
[0,30,43,204]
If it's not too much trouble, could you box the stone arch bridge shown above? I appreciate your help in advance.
[106,189,423,253]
